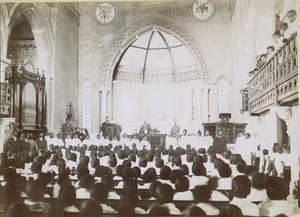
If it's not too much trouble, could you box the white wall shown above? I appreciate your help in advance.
[112,79,204,135]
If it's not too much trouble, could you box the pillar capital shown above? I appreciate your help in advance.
[99,86,110,93]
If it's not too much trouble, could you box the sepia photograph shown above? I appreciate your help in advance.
[0,0,299,216]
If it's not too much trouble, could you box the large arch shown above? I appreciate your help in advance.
[7,3,55,76]
[0,3,11,61]
[4,3,56,131]
[98,14,210,87]
[96,15,211,132]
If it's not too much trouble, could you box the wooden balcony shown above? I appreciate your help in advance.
[248,33,298,115]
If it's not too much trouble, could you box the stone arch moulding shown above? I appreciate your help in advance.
[7,3,56,131]
[1,3,12,59]
[7,3,55,77]
[23,59,36,73]
[98,14,210,87]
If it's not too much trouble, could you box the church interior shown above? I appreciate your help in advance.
[0,0,299,216]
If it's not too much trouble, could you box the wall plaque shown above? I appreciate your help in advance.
[192,0,215,21]
[96,3,116,24]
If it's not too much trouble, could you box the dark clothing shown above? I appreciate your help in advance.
[62,123,74,140]
[3,137,18,156]
[35,138,48,151]
[17,138,30,154]
[101,121,114,140]
[139,123,151,134]
[213,136,227,154]
[113,124,122,141]
[78,133,86,142]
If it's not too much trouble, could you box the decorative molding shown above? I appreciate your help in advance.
[98,14,210,86]
[115,68,200,83]
[23,59,35,73]
[178,69,200,82]
[55,2,80,25]
[145,72,175,83]
[9,39,36,50]
[116,70,142,83]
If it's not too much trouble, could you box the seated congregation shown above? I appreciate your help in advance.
[0,132,299,217]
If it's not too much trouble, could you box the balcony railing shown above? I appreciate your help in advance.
[248,33,298,114]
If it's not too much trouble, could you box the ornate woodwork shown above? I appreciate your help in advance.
[248,33,298,114]
[203,113,247,144]
[5,62,47,137]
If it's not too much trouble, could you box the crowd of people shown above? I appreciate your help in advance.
[248,10,297,77]
[0,122,299,217]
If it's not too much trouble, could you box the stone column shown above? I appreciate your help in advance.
[202,84,210,124]
[99,86,110,124]
[260,108,278,150]
[271,106,300,196]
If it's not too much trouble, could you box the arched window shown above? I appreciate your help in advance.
[218,77,228,113]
